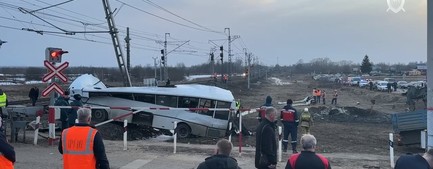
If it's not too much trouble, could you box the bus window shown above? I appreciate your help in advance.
[214,101,230,120]
[178,97,199,109]
[111,93,134,100]
[156,95,178,107]
[135,94,155,104]
[89,92,111,97]
[197,99,215,117]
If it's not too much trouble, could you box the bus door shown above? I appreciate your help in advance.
[210,101,232,137]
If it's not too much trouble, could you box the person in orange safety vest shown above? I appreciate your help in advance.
[0,117,15,169]
[58,108,110,169]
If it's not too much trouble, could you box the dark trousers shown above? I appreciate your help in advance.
[30,98,37,106]
[60,111,68,131]
[322,98,326,104]
[331,98,337,105]
[317,96,321,103]
[282,122,297,151]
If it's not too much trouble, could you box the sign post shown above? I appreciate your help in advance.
[41,61,69,97]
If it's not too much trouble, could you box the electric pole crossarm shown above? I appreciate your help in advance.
[102,0,132,87]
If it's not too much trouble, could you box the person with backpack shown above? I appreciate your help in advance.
[285,134,331,169]
[300,108,313,134]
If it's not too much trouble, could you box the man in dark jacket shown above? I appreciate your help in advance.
[394,149,433,169]
[257,96,273,122]
[55,91,71,130]
[255,107,277,169]
[0,117,15,167]
[28,87,39,106]
[197,139,241,169]
[281,99,299,153]
[59,108,110,169]
[68,94,83,127]
[285,134,331,169]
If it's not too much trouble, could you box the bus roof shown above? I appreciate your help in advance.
[70,74,234,102]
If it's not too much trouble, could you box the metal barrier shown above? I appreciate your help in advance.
[47,106,242,150]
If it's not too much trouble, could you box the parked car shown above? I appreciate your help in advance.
[397,81,408,89]
[376,81,389,91]
[350,77,362,86]
[406,81,425,88]
[358,80,369,88]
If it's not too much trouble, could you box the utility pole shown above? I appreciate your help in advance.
[125,27,131,73]
[159,59,162,81]
[220,46,224,81]
[247,53,252,89]
[210,49,215,75]
[225,28,232,77]
[152,57,157,79]
[164,33,170,81]
[427,0,433,150]
[101,0,132,87]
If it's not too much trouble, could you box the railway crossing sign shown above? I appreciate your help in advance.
[42,60,69,82]
[41,83,64,97]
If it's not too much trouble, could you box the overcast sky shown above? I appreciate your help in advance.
[0,0,427,67]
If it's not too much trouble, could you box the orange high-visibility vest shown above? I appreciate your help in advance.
[0,154,13,169]
[62,126,98,169]
[317,90,322,97]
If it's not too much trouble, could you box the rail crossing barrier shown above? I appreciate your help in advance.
[33,106,285,159]
[45,106,252,154]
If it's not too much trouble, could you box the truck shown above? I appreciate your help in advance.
[391,110,427,146]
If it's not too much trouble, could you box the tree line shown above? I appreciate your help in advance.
[0,56,424,83]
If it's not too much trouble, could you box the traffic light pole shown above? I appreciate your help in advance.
[164,33,169,81]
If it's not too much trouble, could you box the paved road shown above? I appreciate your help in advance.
[11,139,392,169]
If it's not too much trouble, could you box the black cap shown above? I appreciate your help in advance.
[287,99,293,105]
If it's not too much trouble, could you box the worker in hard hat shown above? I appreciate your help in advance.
[300,108,313,134]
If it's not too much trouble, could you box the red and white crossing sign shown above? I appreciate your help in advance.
[42,60,69,82]
[41,83,64,97]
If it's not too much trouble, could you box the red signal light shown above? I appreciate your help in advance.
[50,50,68,58]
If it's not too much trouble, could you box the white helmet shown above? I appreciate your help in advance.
[304,108,309,112]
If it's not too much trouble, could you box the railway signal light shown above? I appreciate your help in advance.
[219,46,223,62]
[46,47,68,63]
[220,53,223,62]
[161,49,165,65]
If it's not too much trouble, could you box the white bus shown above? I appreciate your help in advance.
[69,74,236,138]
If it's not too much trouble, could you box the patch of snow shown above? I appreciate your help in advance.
[25,81,44,84]
[185,75,211,81]
[269,77,292,85]
[0,82,21,85]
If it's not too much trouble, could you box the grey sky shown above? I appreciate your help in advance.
[0,0,427,67]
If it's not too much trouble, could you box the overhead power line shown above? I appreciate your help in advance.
[141,0,224,34]
[115,0,224,34]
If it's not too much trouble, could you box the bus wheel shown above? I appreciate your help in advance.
[92,109,108,123]
[176,123,191,138]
